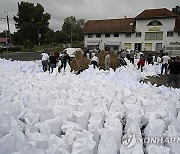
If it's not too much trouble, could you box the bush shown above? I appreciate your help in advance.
[23,41,34,51]
[0,46,22,53]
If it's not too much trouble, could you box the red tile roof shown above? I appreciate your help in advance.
[83,18,135,34]
[135,8,177,19]
[0,37,8,43]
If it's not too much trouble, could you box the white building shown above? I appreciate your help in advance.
[83,8,180,53]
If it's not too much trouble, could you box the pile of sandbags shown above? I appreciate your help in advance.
[70,51,90,72]
[97,51,119,70]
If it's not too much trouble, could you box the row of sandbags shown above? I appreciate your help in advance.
[70,51,119,72]
[0,58,180,154]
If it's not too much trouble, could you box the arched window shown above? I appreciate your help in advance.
[147,20,162,26]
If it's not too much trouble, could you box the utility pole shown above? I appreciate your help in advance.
[71,29,72,45]
[38,27,41,46]
[4,11,12,47]
[5,30,8,53]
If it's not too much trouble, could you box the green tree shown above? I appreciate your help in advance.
[172,5,180,15]
[62,16,85,44]
[13,1,51,46]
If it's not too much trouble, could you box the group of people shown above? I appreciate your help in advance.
[41,51,70,73]
[160,53,180,88]
[41,48,180,88]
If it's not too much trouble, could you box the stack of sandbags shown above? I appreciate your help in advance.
[70,50,90,72]
[97,51,119,71]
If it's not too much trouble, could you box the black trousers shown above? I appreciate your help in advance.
[91,61,98,69]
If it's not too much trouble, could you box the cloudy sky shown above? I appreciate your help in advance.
[0,0,179,33]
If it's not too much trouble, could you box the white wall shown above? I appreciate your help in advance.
[84,17,180,51]
[135,17,180,51]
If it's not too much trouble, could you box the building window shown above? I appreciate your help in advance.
[178,32,180,36]
[145,32,163,40]
[144,43,152,51]
[124,43,131,50]
[125,33,131,37]
[167,31,174,37]
[114,33,119,37]
[136,32,141,37]
[147,20,162,26]
[88,34,92,38]
[105,33,110,37]
[96,33,101,38]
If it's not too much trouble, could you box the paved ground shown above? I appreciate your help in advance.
[0,52,42,61]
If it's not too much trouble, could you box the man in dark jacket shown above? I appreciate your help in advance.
[49,53,58,73]
[167,56,180,88]
[58,52,70,72]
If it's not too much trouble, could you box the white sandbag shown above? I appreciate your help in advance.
[120,143,144,154]
[73,110,89,129]
[62,131,76,153]
[46,117,62,136]
[21,147,45,154]
[35,121,51,137]
[24,113,40,133]
[46,134,70,153]
[88,115,103,154]
[108,101,125,119]
[61,121,82,133]
[77,100,93,112]
[165,125,180,154]
[147,145,170,154]
[104,117,122,151]
[166,99,177,118]
[35,106,54,122]
[53,105,75,123]
[1,111,18,126]
[125,117,142,140]
[48,134,66,147]
[61,121,82,152]
[66,96,78,111]
[144,119,165,148]
[26,132,49,150]
[124,103,144,127]
[97,129,117,154]
[71,130,95,154]
[90,105,105,120]
[9,118,26,152]
[0,133,14,154]
[46,144,70,154]
[88,115,103,129]
[144,119,165,138]
[176,109,180,133]
[0,123,10,138]
[142,99,157,115]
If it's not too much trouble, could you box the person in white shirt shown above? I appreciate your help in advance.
[156,55,161,65]
[105,53,110,70]
[161,53,171,75]
[91,54,99,69]
[41,52,49,72]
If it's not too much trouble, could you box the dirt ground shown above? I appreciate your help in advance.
[143,75,179,88]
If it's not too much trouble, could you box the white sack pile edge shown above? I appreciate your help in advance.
[0,58,179,154]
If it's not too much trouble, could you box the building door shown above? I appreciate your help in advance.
[155,43,162,52]
[135,43,142,52]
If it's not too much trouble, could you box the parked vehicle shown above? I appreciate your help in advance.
[61,48,83,59]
